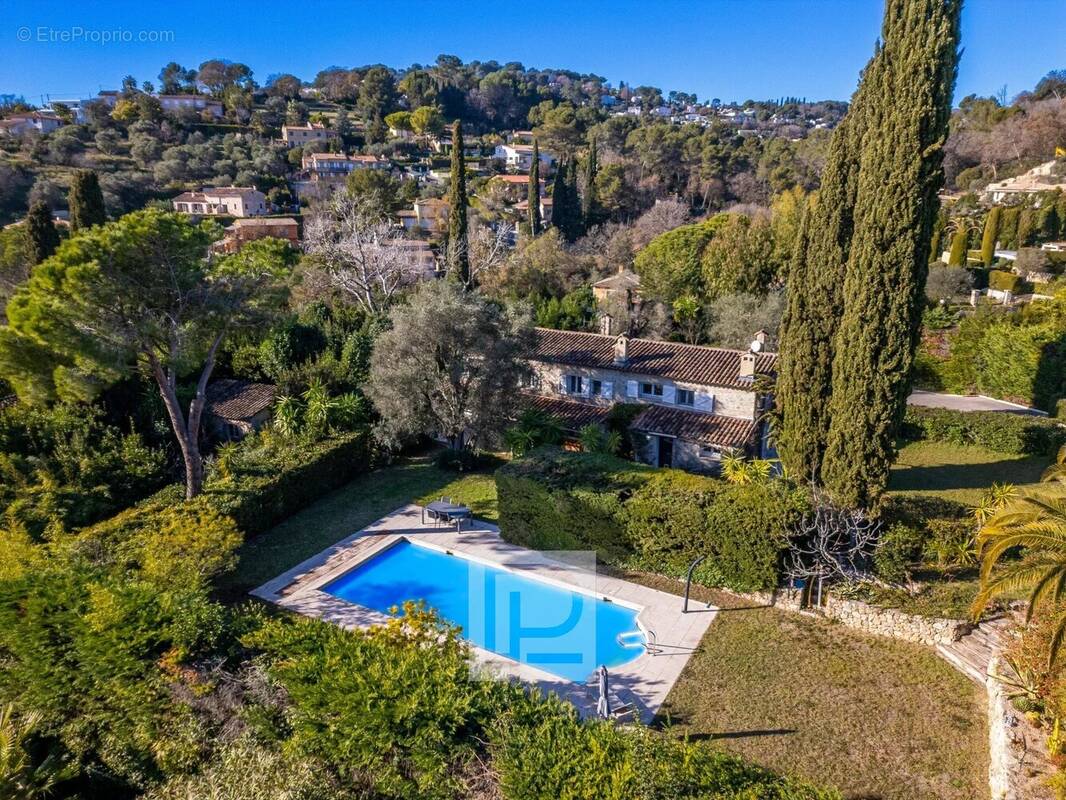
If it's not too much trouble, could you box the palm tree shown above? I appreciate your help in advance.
[503,408,563,456]
[0,704,71,798]
[1043,444,1066,485]
[973,486,1066,665]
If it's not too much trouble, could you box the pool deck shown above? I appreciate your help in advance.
[251,504,718,723]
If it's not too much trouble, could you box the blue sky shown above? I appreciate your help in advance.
[2,0,1062,106]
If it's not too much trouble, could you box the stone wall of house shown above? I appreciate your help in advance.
[529,361,758,419]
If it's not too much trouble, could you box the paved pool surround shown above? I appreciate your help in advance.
[251,504,718,722]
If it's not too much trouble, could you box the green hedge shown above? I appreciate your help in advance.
[495,448,803,591]
[150,430,375,538]
[902,406,1066,455]
[988,269,1023,293]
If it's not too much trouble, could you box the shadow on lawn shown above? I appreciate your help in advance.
[684,729,798,742]
[889,455,1045,493]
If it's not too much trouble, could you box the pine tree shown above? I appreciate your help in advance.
[68,170,106,232]
[582,135,599,225]
[528,140,541,235]
[24,201,60,265]
[980,206,1000,266]
[446,120,469,285]
[820,0,962,508]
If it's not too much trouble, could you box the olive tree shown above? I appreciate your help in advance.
[366,282,533,451]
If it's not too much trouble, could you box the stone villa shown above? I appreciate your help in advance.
[525,328,776,473]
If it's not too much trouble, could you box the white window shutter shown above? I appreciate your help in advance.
[695,391,714,412]
[560,376,568,394]
[663,385,676,404]
[584,378,592,396]
[602,380,613,398]
[626,380,638,398]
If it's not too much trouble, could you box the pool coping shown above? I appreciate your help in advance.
[251,504,719,722]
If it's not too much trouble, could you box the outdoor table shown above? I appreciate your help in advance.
[422,501,473,531]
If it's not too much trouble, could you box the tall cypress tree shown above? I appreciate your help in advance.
[68,170,106,233]
[528,139,541,235]
[551,158,583,242]
[582,135,599,226]
[775,85,872,482]
[24,201,60,265]
[446,120,469,285]
[820,0,962,508]
[980,206,1000,266]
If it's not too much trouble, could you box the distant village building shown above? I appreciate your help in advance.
[0,112,63,136]
[204,379,276,441]
[493,143,556,172]
[171,187,268,217]
[524,328,776,474]
[157,94,223,118]
[397,197,449,235]
[219,217,299,253]
[282,122,339,147]
[301,152,389,179]
[983,160,1066,204]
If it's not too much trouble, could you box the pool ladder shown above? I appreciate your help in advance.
[617,629,661,655]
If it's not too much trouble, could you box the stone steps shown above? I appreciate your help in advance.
[936,615,1016,684]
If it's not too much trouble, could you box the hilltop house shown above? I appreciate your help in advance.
[0,112,63,136]
[983,160,1066,204]
[397,197,450,235]
[282,122,339,147]
[218,217,299,253]
[524,328,775,474]
[171,187,268,217]
[591,269,642,335]
[301,152,389,179]
[157,95,223,118]
[493,143,556,172]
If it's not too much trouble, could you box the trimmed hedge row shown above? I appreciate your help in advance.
[901,405,1066,456]
[150,430,375,537]
[496,448,807,592]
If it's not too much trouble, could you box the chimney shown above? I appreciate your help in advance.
[739,351,756,379]
[753,329,768,347]
[613,333,629,366]
[600,313,614,336]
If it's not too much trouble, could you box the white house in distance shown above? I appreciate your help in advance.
[524,328,776,474]
[171,187,268,217]
[396,198,450,236]
[282,122,339,147]
[983,159,1066,204]
[157,95,223,118]
[0,112,63,136]
[301,152,389,179]
[493,143,556,172]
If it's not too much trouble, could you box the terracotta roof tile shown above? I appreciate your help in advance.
[205,379,276,420]
[523,393,612,431]
[631,405,757,449]
[531,328,775,391]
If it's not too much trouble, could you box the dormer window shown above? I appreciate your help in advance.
[676,388,695,406]
[640,382,663,398]
[566,375,583,394]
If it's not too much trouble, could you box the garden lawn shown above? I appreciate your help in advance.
[221,453,501,597]
[629,572,987,800]
[889,439,1048,505]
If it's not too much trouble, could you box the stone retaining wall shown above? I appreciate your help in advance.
[987,655,1054,800]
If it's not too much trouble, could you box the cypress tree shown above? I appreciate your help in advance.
[820,0,962,508]
[947,226,969,265]
[775,83,873,482]
[446,120,469,285]
[68,170,106,232]
[582,135,599,226]
[528,139,541,235]
[1017,209,1037,247]
[24,201,60,265]
[1041,204,1061,241]
[552,159,583,243]
[980,206,1000,265]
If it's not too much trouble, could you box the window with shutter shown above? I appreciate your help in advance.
[626,380,639,398]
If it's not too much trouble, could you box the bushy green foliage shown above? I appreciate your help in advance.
[633,217,726,304]
[246,603,497,800]
[0,401,167,533]
[988,269,1023,293]
[492,695,838,800]
[901,406,1066,455]
[496,448,802,591]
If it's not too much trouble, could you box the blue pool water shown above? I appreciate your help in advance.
[322,539,643,682]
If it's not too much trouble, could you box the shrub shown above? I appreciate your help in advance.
[988,269,1023,293]
[901,406,1066,455]
[496,448,804,591]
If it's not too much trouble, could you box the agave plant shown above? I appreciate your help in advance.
[721,455,772,485]
[213,441,241,483]
[972,482,1017,526]
[973,486,1066,665]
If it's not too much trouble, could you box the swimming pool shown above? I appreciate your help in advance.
[321,539,645,682]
